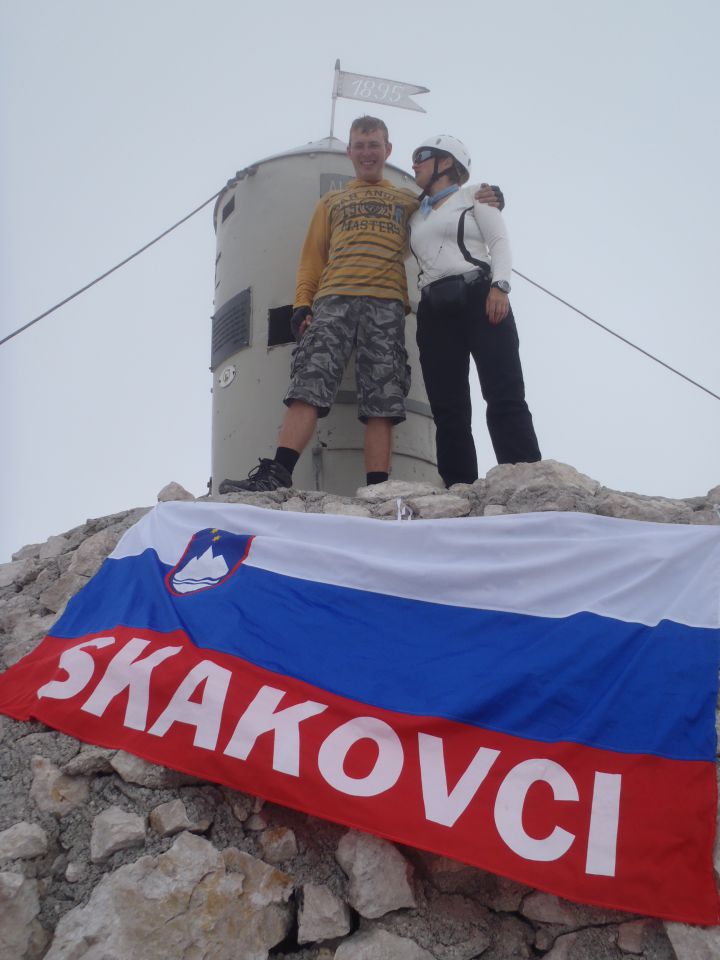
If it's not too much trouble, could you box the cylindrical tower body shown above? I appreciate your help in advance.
[211,136,440,495]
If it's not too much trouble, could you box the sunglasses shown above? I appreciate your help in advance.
[412,148,443,164]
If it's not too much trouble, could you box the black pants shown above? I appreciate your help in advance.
[416,279,541,487]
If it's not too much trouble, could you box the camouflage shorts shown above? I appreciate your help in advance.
[283,295,410,424]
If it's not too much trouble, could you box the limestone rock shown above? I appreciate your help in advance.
[664,922,720,960]
[45,832,292,960]
[406,493,471,519]
[420,855,527,911]
[0,595,34,637]
[38,572,89,614]
[542,926,623,959]
[246,811,270,831]
[90,805,145,861]
[148,798,191,836]
[378,890,492,960]
[67,527,122,578]
[110,750,197,788]
[0,557,39,591]
[221,846,295,906]
[335,928,435,960]
[260,825,298,863]
[447,482,478,496]
[0,871,41,960]
[617,919,654,953]
[690,508,720,525]
[64,861,87,883]
[157,481,195,501]
[10,610,56,641]
[521,891,577,925]
[542,931,579,959]
[38,536,69,561]
[3,612,57,667]
[596,491,693,524]
[355,479,439,502]
[336,830,416,919]
[298,882,352,943]
[148,798,208,837]
[372,497,419,518]
[484,460,600,507]
[0,821,48,860]
[11,542,42,562]
[522,891,628,932]
[483,915,535,958]
[29,756,89,815]
[506,485,597,514]
[223,788,254,822]
[62,745,116,776]
[17,730,79,766]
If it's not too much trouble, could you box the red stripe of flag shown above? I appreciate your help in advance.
[1,628,717,924]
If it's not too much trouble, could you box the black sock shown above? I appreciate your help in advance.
[366,471,389,486]
[274,447,300,475]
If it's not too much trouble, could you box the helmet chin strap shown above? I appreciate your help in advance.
[419,156,451,201]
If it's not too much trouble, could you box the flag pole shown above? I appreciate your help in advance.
[329,59,340,139]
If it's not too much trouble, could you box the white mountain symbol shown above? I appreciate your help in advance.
[171,546,230,593]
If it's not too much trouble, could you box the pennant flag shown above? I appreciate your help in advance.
[335,64,429,113]
[1,504,719,924]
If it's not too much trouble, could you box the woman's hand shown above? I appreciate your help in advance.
[486,287,509,325]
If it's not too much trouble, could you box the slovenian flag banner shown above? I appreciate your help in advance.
[1,503,719,923]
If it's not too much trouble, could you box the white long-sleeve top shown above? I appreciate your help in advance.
[408,183,512,291]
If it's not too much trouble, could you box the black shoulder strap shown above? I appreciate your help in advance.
[457,206,486,268]
[408,230,424,287]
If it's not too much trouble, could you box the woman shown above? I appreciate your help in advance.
[409,135,541,487]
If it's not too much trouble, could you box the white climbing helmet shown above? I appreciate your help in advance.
[412,135,471,184]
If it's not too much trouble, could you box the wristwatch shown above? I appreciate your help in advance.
[491,280,511,294]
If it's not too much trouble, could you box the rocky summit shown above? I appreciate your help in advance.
[1,461,719,960]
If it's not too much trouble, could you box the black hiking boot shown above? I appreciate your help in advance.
[218,459,293,494]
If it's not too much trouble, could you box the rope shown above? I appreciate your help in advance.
[512,269,720,402]
[2,188,718,406]
[0,190,222,348]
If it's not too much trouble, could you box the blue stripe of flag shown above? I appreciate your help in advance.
[51,550,720,762]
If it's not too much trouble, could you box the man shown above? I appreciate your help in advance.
[219,117,499,494]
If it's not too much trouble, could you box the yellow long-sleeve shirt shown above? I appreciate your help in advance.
[294,179,419,310]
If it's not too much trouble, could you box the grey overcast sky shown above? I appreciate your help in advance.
[1,0,719,562]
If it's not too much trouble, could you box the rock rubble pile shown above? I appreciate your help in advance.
[1,461,719,960]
